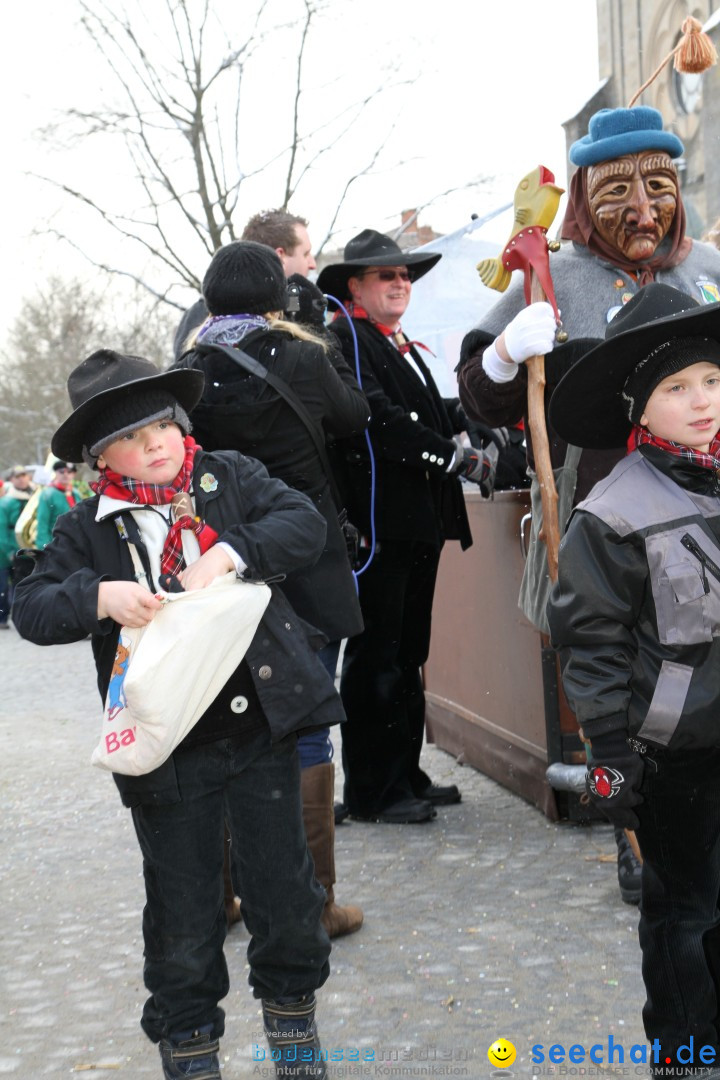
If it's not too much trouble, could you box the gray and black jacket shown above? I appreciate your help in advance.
[547,445,720,750]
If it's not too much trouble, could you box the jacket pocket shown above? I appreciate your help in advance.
[647,525,720,645]
[636,660,693,747]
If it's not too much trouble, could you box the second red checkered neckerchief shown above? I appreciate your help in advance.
[629,424,720,471]
[92,435,219,574]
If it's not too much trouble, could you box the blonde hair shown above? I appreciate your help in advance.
[185,314,329,353]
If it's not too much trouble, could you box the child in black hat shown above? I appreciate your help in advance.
[547,283,720,1078]
[12,348,340,1080]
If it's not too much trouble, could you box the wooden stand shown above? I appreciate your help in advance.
[423,489,591,821]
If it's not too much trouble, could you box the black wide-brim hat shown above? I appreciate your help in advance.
[52,349,205,462]
[316,228,441,309]
[549,284,720,449]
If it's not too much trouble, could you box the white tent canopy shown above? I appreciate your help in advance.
[404,212,507,397]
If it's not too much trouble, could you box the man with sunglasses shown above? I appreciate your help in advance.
[317,229,492,824]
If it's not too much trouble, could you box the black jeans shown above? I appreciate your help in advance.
[131,731,330,1044]
[637,747,720,1070]
[340,539,440,815]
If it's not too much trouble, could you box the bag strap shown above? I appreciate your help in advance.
[564,443,582,470]
[197,340,346,512]
[114,514,155,593]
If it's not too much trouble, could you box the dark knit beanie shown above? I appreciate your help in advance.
[202,241,286,316]
[84,389,191,466]
[622,337,720,423]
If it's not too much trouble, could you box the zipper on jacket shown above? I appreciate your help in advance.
[680,532,720,592]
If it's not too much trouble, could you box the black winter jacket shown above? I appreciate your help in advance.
[173,330,369,640]
[12,450,346,806]
[548,446,720,750]
[330,317,472,549]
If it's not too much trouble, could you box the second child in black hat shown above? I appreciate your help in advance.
[12,347,342,1080]
[547,283,720,1076]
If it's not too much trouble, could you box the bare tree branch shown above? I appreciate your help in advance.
[33,0,429,308]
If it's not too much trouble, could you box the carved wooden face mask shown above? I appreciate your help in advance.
[587,151,678,262]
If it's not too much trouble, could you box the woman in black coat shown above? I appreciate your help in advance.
[172,240,369,938]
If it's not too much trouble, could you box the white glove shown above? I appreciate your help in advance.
[502,302,557,364]
[482,339,520,383]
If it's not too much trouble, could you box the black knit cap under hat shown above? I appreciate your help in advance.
[549,283,720,449]
[622,337,720,423]
[52,349,205,467]
[202,240,287,316]
[316,228,441,310]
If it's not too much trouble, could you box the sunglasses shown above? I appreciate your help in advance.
[360,268,415,283]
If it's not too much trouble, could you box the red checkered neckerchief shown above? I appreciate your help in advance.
[629,424,720,471]
[92,436,219,575]
[334,302,434,356]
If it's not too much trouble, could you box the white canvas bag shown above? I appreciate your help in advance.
[92,564,271,776]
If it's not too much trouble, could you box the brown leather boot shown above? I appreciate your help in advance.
[301,762,363,939]
[223,822,243,928]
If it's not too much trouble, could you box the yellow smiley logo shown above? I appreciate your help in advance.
[488,1039,516,1068]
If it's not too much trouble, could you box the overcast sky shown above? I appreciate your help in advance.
[2,0,600,329]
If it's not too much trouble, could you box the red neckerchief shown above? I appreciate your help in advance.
[92,436,218,575]
[334,302,434,356]
[51,477,75,508]
[629,424,720,471]
[51,477,77,509]
[561,169,692,287]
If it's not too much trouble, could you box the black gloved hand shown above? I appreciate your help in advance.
[455,445,499,498]
[585,729,645,830]
[285,274,328,330]
[464,418,510,453]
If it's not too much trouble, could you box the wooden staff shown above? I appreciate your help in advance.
[476,165,565,579]
[528,271,560,580]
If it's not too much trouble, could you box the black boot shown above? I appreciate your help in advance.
[614,827,642,905]
[262,994,326,1078]
[158,1025,222,1079]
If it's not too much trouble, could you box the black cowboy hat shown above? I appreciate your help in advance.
[52,349,205,463]
[316,228,441,309]
[549,284,720,450]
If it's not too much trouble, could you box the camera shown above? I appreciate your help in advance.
[285,280,302,321]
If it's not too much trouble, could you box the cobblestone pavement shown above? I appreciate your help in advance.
[0,628,649,1079]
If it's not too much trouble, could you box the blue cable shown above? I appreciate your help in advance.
[324,294,377,583]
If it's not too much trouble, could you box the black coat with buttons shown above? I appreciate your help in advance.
[330,317,472,549]
[12,450,346,807]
